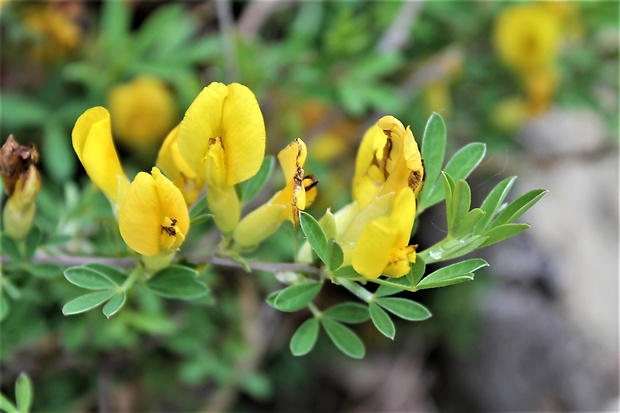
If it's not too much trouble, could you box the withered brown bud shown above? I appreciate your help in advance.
[1,135,40,197]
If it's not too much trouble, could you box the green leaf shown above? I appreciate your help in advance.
[132,4,184,55]
[451,180,472,233]
[23,227,42,261]
[102,292,126,318]
[273,282,321,312]
[265,289,283,308]
[28,263,62,279]
[419,235,489,263]
[374,283,405,298]
[453,208,486,238]
[332,265,359,279]
[101,0,130,48]
[416,258,488,290]
[373,277,411,297]
[327,239,344,271]
[0,392,17,413]
[369,302,395,339]
[64,267,118,290]
[290,317,320,356]
[321,318,365,359]
[190,214,213,226]
[0,95,48,129]
[444,143,486,182]
[189,196,208,219]
[62,290,116,315]
[240,155,275,203]
[0,294,9,323]
[480,223,530,248]
[425,143,486,208]
[418,113,447,210]
[15,373,32,413]
[146,265,208,299]
[299,212,329,264]
[84,264,127,285]
[473,176,517,233]
[489,189,547,229]
[408,257,426,286]
[375,297,432,321]
[1,235,21,262]
[323,302,369,324]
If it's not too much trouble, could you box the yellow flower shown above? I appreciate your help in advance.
[156,125,204,205]
[177,82,266,233]
[233,138,318,247]
[352,115,424,209]
[493,3,561,73]
[118,167,189,257]
[22,4,81,63]
[72,107,130,209]
[108,76,177,148]
[73,107,189,268]
[334,189,417,279]
[1,136,41,240]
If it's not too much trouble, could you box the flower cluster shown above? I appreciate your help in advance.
[301,116,425,279]
[73,81,425,280]
[72,82,320,270]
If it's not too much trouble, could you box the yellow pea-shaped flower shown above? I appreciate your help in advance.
[233,138,318,247]
[177,82,266,233]
[118,167,189,257]
[72,107,130,209]
[352,116,424,209]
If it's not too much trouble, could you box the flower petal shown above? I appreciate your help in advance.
[72,107,129,205]
[119,167,189,256]
[177,82,228,182]
[118,171,161,256]
[352,217,398,279]
[221,83,266,185]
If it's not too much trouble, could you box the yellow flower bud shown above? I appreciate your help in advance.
[1,136,41,240]
[108,76,177,148]
[233,139,318,247]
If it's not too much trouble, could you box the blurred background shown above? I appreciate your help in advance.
[1,0,618,411]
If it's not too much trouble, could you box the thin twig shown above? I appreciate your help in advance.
[375,1,424,53]
[2,252,321,275]
[237,0,292,39]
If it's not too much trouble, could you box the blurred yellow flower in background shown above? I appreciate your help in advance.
[493,2,570,116]
[233,138,318,247]
[177,82,266,233]
[108,76,177,149]
[493,3,562,73]
[22,3,81,63]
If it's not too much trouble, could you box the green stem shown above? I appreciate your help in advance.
[338,279,374,303]
[308,303,322,318]
[121,266,143,292]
